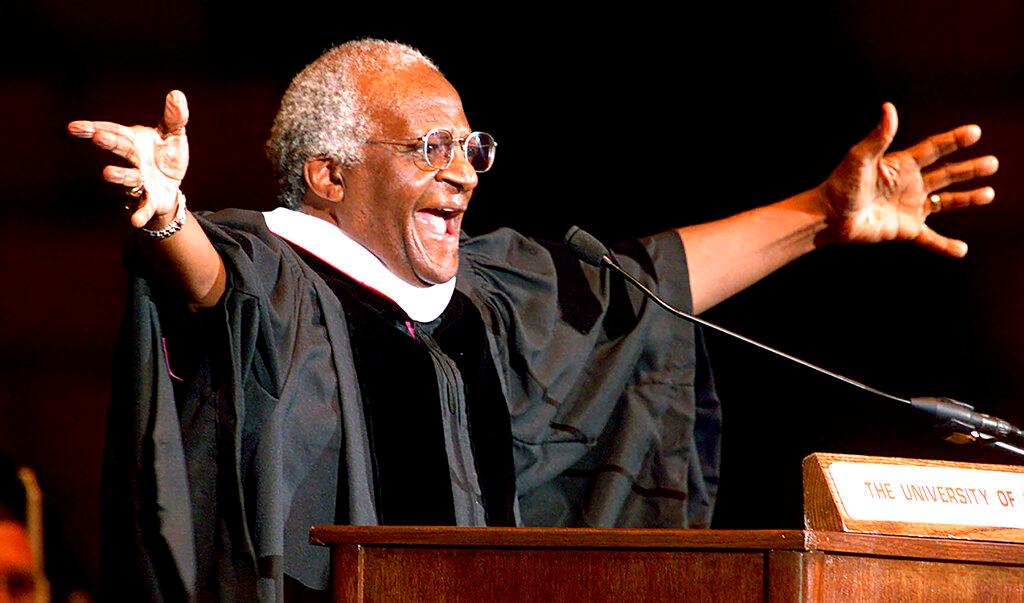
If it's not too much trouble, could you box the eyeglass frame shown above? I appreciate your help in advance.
[366,127,497,173]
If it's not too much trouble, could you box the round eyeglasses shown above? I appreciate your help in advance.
[368,128,497,173]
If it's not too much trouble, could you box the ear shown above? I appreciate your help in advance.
[303,156,345,203]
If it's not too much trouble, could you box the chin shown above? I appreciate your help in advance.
[415,268,457,286]
[406,231,460,285]
[413,257,459,286]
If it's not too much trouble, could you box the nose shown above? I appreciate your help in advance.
[437,144,478,194]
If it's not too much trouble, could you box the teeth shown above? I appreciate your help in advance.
[416,211,447,236]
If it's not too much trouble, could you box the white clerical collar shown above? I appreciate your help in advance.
[263,207,455,322]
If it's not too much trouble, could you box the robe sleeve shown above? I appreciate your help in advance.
[458,228,721,528]
[102,209,371,602]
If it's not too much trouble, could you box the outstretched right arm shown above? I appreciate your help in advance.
[68,91,226,308]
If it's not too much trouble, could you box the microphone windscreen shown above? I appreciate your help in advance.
[564,226,610,267]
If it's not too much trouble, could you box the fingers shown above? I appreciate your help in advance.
[929,186,995,212]
[159,90,189,135]
[68,119,142,165]
[102,165,142,187]
[107,164,151,227]
[922,155,999,191]
[914,224,968,258]
[94,128,141,165]
[68,88,188,160]
[905,124,982,169]
[67,120,95,138]
[129,199,157,229]
[849,102,898,162]
[89,120,139,140]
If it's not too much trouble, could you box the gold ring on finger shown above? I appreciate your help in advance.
[928,193,942,214]
[127,183,146,198]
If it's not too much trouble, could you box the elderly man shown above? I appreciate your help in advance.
[70,39,996,600]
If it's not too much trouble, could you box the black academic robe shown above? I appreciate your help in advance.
[100,209,721,601]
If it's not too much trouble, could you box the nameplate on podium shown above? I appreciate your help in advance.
[804,452,1024,543]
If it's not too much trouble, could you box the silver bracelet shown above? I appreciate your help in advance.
[141,191,187,239]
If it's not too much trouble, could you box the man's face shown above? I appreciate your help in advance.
[335,64,479,286]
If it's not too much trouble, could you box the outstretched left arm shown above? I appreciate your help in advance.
[680,103,998,314]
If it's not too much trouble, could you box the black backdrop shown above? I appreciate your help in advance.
[2,1,1023,596]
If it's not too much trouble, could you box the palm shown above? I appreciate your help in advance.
[821,103,997,257]
[132,122,189,206]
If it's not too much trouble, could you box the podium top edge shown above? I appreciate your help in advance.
[309,526,1024,564]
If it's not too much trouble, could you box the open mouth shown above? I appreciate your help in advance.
[414,207,463,239]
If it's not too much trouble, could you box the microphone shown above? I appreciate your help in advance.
[910,397,1024,442]
[564,226,610,267]
[564,225,1024,453]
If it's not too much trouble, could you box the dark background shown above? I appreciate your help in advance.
[2,1,1023,596]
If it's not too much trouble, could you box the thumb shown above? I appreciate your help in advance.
[160,90,189,135]
[852,102,898,160]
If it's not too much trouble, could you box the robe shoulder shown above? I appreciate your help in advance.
[457,227,719,529]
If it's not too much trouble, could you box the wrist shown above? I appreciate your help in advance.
[807,184,833,220]
[141,190,187,239]
[808,184,843,247]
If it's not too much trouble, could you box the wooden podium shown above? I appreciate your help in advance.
[310,525,1024,601]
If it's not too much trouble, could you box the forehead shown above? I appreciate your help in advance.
[359,64,469,135]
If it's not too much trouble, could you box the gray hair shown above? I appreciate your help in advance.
[267,39,439,209]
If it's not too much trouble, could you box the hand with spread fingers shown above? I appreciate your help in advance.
[67,90,224,307]
[67,90,190,230]
[819,102,998,257]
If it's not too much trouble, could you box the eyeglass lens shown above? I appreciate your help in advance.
[423,130,495,172]
[465,132,496,172]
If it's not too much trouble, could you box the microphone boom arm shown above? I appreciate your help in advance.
[564,225,1024,458]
